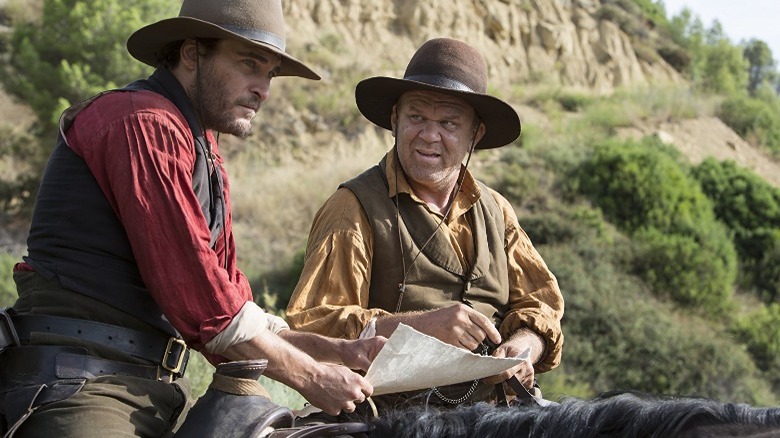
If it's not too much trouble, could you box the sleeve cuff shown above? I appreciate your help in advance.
[204,301,288,354]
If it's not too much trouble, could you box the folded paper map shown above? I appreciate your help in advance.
[364,323,529,395]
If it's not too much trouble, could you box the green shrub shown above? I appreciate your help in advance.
[717,95,780,154]
[556,91,594,112]
[576,137,707,233]
[575,137,738,311]
[526,88,594,113]
[632,227,735,310]
[693,159,780,301]
[540,234,773,405]
[732,303,780,377]
[628,0,670,28]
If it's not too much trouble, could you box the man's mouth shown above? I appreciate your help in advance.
[416,149,441,159]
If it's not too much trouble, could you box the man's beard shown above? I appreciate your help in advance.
[189,59,261,138]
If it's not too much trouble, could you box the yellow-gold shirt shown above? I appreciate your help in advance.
[286,150,564,371]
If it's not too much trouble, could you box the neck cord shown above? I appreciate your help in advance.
[194,41,228,269]
[393,123,479,313]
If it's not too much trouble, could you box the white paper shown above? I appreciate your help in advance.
[364,323,528,395]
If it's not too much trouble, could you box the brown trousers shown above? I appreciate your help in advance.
[8,376,190,438]
[2,272,192,437]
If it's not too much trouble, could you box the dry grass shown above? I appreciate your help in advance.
[227,127,391,276]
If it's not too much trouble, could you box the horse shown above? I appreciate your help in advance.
[364,390,780,438]
[173,360,780,437]
[261,390,780,437]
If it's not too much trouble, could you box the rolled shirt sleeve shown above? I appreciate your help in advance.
[491,189,564,372]
[205,301,289,355]
[286,188,390,338]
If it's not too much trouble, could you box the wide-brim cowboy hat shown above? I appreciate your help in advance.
[127,0,319,80]
[355,38,520,149]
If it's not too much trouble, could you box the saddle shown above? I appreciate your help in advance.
[173,360,371,438]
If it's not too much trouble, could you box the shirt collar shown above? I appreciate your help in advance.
[384,146,481,217]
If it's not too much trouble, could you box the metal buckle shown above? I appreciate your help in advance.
[0,308,21,354]
[161,337,187,374]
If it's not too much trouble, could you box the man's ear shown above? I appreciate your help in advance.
[473,121,487,147]
[179,38,199,71]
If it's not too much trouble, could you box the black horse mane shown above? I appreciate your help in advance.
[366,390,780,438]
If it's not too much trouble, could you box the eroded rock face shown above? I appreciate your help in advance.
[282,0,681,93]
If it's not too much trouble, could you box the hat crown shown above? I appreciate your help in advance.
[354,37,520,149]
[403,38,488,94]
[179,0,286,50]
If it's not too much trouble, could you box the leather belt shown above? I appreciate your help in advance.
[0,345,180,388]
[10,313,189,377]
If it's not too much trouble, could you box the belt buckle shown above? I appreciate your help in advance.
[0,308,21,354]
[161,337,187,375]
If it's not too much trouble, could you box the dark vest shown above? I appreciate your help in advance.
[341,157,510,325]
[23,69,224,334]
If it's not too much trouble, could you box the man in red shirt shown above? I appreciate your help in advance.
[0,0,384,436]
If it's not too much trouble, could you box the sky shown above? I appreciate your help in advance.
[661,0,780,59]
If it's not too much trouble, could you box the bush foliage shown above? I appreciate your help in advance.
[539,231,772,405]
[2,0,175,133]
[574,137,737,312]
[693,158,780,301]
[717,95,780,155]
[732,303,780,390]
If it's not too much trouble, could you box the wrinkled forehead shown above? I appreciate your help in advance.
[398,90,476,115]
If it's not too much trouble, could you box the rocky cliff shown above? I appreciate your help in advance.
[282,0,681,93]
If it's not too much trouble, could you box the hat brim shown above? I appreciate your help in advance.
[127,17,320,80]
[355,76,521,149]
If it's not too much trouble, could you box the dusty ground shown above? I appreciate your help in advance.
[618,117,780,187]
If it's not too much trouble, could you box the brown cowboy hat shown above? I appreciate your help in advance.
[126,0,319,80]
[355,38,520,149]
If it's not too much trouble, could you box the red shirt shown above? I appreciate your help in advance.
[54,90,251,351]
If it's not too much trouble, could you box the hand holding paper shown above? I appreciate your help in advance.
[364,323,529,395]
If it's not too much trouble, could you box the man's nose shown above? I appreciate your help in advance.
[418,120,442,142]
[249,77,272,102]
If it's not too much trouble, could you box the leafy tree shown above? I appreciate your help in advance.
[665,7,750,95]
[0,0,177,214]
[667,7,705,74]
[744,39,777,96]
[2,0,177,134]
[697,37,749,94]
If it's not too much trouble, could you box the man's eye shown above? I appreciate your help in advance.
[243,59,256,68]
[409,115,423,122]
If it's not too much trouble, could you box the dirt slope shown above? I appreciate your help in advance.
[618,117,780,187]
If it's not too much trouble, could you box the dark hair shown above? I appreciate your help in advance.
[154,38,221,70]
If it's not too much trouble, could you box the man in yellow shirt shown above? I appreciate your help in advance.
[287,38,564,409]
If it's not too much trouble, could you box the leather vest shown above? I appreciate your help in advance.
[23,69,224,334]
[341,156,510,324]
